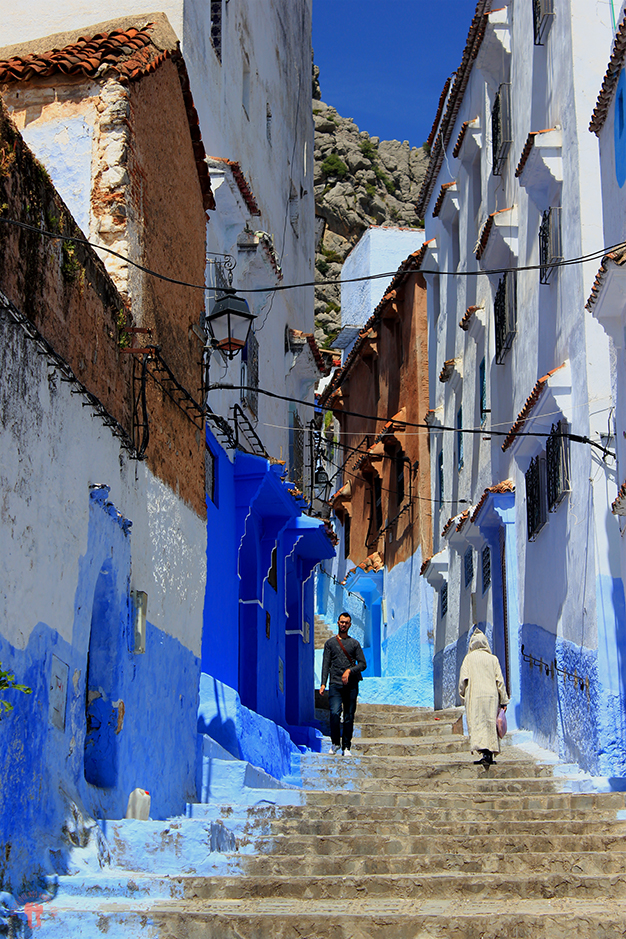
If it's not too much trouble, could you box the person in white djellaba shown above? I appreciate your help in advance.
[459,629,509,767]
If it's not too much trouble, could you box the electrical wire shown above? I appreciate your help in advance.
[1,216,623,295]
[209,383,616,457]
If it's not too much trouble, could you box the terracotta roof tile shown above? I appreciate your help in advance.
[420,555,433,576]
[452,116,478,158]
[455,509,470,532]
[417,1,490,218]
[585,246,626,311]
[0,23,215,212]
[612,479,626,516]
[432,181,455,218]
[209,157,261,216]
[441,514,459,538]
[590,9,626,136]
[471,479,515,522]
[426,76,452,148]
[514,129,557,178]
[459,304,481,330]
[501,364,566,452]
[475,206,514,261]
[439,358,456,383]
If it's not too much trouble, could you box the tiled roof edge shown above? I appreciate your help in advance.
[416,0,491,217]
[471,479,515,522]
[501,364,567,452]
[590,10,626,136]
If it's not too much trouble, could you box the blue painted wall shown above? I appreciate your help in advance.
[202,436,334,754]
[0,490,200,897]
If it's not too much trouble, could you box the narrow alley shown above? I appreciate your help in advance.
[37,704,626,937]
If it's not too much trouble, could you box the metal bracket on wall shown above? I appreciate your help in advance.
[521,643,590,702]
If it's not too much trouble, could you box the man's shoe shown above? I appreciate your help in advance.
[342,748,352,757]
[329,744,339,755]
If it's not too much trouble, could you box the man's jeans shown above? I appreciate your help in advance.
[328,683,359,750]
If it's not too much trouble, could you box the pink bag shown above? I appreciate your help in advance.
[496,707,507,739]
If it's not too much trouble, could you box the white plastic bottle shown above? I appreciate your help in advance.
[125,788,151,820]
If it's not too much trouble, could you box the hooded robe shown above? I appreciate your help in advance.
[458,629,510,754]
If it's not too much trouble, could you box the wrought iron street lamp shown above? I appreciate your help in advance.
[206,289,256,359]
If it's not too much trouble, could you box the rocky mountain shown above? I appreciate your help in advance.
[312,72,429,347]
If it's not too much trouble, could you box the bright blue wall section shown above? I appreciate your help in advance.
[0,491,200,896]
[197,673,301,780]
[202,429,239,688]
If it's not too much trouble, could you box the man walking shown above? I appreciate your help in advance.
[319,612,367,756]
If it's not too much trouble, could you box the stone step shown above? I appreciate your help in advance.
[349,735,471,753]
[233,848,626,877]
[296,788,625,809]
[298,755,556,779]
[236,815,626,838]
[241,832,626,856]
[355,705,464,723]
[34,896,626,939]
[295,773,565,793]
[137,871,626,901]
[355,720,461,738]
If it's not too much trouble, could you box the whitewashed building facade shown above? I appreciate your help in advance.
[419,0,624,775]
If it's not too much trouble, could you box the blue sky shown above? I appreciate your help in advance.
[312,0,478,149]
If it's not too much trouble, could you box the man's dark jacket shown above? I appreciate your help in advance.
[321,635,367,687]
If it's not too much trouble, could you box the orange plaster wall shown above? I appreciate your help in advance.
[128,61,208,517]
[336,272,431,571]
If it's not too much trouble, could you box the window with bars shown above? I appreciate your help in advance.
[479,357,487,426]
[241,330,258,416]
[210,1,223,62]
[533,0,555,45]
[456,406,464,471]
[464,548,474,589]
[494,271,516,364]
[373,475,383,532]
[205,445,216,504]
[539,207,562,285]
[290,408,304,491]
[546,419,570,511]
[482,545,491,593]
[344,514,351,560]
[526,454,547,540]
[396,451,405,507]
[438,449,444,506]
[440,582,448,618]
[492,83,512,176]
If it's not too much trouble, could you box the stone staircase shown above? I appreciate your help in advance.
[32,703,626,936]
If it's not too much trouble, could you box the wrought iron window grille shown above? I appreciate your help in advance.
[205,446,216,503]
[441,582,448,619]
[539,207,562,285]
[492,83,512,176]
[290,409,304,491]
[533,0,555,45]
[526,453,547,540]
[456,406,464,471]
[438,450,444,506]
[464,547,474,589]
[546,419,570,511]
[210,1,223,62]
[479,356,487,427]
[494,271,516,364]
[482,545,491,593]
[241,330,259,416]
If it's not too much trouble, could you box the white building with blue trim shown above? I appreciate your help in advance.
[419,0,625,777]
